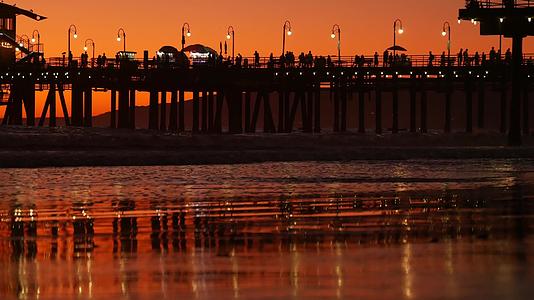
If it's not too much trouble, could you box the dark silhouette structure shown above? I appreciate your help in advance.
[0,3,46,67]
[460,0,534,145]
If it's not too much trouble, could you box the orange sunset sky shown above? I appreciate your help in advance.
[7,0,534,117]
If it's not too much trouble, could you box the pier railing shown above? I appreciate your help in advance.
[39,53,534,71]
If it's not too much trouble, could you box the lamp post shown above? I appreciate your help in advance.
[18,34,29,49]
[393,19,403,64]
[117,28,126,53]
[84,38,95,67]
[331,24,341,66]
[31,30,40,53]
[181,22,191,50]
[499,17,504,59]
[442,21,451,66]
[282,20,292,56]
[226,26,235,62]
[68,24,78,64]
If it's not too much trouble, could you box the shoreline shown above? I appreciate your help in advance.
[0,127,533,168]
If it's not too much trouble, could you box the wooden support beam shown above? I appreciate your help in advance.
[49,84,57,127]
[375,78,382,135]
[179,90,185,132]
[445,91,452,133]
[523,88,529,135]
[208,91,214,132]
[314,87,321,133]
[118,89,130,129]
[333,84,340,132]
[192,90,199,133]
[38,85,53,127]
[214,90,224,133]
[160,91,167,131]
[500,84,507,134]
[58,85,71,127]
[24,82,35,126]
[149,90,158,130]
[169,91,178,131]
[84,88,93,127]
[250,91,262,133]
[202,91,208,132]
[477,81,485,130]
[71,85,83,126]
[129,89,136,129]
[278,91,285,133]
[287,91,299,133]
[264,91,276,133]
[110,90,117,129]
[1,90,14,126]
[11,85,23,125]
[358,90,365,134]
[305,90,313,133]
[340,86,347,132]
[245,91,251,133]
[465,80,473,133]
[420,89,428,134]
[300,91,309,133]
[410,78,417,133]
[392,76,399,134]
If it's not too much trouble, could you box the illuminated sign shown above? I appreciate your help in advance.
[1,42,13,49]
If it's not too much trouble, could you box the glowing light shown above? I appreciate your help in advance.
[19,43,23,47]
[500,18,504,23]
[73,33,78,39]
[331,33,336,39]
[442,31,447,37]
[31,38,35,43]
[529,17,532,23]
[84,46,88,51]
[457,19,461,24]
[398,28,404,34]
[287,30,292,36]
[186,31,191,37]
[226,34,231,40]
[117,37,121,42]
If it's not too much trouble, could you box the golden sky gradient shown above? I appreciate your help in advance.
[7,0,534,117]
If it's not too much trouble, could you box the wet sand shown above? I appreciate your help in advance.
[0,126,532,168]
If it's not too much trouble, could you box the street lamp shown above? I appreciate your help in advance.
[181,22,191,50]
[68,24,77,63]
[226,26,235,62]
[117,28,126,53]
[393,19,403,64]
[331,24,341,66]
[282,20,292,56]
[442,21,451,66]
[18,34,29,49]
[31,30,40,53]
[84,38,95,67]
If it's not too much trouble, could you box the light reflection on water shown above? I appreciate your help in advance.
[0,159,533,299]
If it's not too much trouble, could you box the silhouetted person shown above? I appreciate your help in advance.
[383,50,389,67]
[269,53,274,68]
[68,51,73,67]
[463,49,469,66]
[458,48,463,66]
[102,53,107,67]
[440,51,446,66]
[374,52,379,67]
[254,51,260,67]
[505,48,512,64]
[474,51,480,66]
[428,51,434,67]
[482,52,487,65]
[489,47,496,62]
[327,55,332,68]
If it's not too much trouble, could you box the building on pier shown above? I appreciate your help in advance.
[0,3,46,67]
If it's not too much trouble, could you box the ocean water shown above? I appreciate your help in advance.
[0,160,533,299]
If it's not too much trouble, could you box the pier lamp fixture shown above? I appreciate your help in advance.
[282,20,292,56]
[117,28,126,52]
[226,26,235,62]
[84,39,95,67]
[331,24,341,66]
[18,34,29,49]
[68,24,77,63]
[393,19,403,63]
[442,22,451,66]
[31,30,40,53]
[181,22,191,50]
